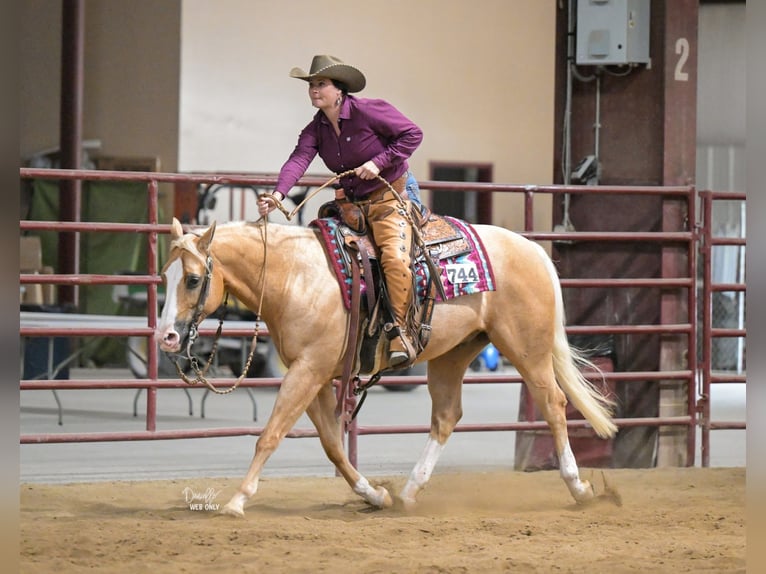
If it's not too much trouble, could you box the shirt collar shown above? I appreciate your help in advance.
[318,94,353,125]
[338,94,353,120]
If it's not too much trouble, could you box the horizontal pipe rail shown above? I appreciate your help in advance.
[20,370,695,391]
[20,326,261,337]
[710,374,747,384]
[20,221,168,233]
[21,415,694,445]
[19,167,694,196]
[20,273,160,285]
[708,421,746,430]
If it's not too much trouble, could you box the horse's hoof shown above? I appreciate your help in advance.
[220,503,245,518]
[573,480,596,504]
[376,486,394,508]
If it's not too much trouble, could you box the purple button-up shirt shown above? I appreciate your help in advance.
[275,95,423,200]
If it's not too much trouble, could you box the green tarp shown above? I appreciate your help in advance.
[25,179,166,365]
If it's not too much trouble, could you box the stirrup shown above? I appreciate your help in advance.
[388,334,416,368]
[389,349,412,367]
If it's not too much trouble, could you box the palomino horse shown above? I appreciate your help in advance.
[157,217,617,517]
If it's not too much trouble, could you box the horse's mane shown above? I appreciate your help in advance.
[169,233,205,261]
[170,221,315,258]
[166,224,221,268]
[170,221,250,253]
[217,221,318,240]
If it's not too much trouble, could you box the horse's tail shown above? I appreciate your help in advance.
[535,244,618,439]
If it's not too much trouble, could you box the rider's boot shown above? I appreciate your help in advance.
[384,258,417,367]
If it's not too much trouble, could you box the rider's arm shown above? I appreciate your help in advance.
[274,116,321,199]
[361,98,423,171]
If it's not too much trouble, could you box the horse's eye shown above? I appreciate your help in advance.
[185,275,201,290]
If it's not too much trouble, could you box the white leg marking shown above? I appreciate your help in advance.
[399,437,444,509]
[221,492,249,517]
[221,479,259,517]
[353,476,393,508]
[559,442,594,502]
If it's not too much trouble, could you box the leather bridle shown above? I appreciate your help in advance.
[168,250,262,395]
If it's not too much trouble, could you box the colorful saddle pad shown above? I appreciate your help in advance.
[310,215,496,310]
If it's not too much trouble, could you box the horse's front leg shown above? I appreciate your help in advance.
[221,363,326,517]
[305,383,392,509]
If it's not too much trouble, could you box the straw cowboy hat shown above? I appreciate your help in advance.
[289,55,366,93]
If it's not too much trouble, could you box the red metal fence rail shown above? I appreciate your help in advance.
[19,168,741,468]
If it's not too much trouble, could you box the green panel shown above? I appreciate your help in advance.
[26,179,164,365]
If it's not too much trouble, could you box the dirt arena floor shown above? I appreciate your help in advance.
[20,467,744,574]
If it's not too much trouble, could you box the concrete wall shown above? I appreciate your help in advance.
[20,0,181,171]
[19,1,63,159]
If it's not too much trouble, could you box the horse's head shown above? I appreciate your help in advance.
[156,218,224,353]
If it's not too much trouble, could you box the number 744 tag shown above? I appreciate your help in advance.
[444,262,479,285]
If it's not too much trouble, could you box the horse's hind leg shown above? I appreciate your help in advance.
[305,382,392,508]
[517,362,595,503]
[399,340,486,509]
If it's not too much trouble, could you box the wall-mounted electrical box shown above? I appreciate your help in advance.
[576,0,651,66]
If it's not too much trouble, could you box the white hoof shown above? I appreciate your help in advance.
[220,502,245,517]
[571,479,596,504]
[221,493,247,517]
[354,477,393,508]
[375,486,394,509]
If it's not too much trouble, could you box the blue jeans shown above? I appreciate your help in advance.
[405,172,424,212]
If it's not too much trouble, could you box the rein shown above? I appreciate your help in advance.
[268,169,357,222]
[267,171,445,300]
[170,250,264,396]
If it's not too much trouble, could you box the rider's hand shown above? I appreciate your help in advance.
[354,160,380,180]
[257,192,284,217]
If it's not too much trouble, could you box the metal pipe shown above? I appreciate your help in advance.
[146,180,160,432]
[594,73,601,182]
[58,0,85,306]
[700,191,713,466]
[736,199,745,373]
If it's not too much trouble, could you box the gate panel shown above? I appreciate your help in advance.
[698,190,747,467]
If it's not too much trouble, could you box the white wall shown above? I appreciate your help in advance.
[695,3,745,194]
[179,0,556,229]
[697,3,745,146]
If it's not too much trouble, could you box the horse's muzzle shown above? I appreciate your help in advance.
[156,321,193,353]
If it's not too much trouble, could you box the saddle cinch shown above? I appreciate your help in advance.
[312,202,475,416]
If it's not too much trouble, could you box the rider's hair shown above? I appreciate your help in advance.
[331,80,349,95]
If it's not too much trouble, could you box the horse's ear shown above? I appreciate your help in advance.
[170,217,184,240]
[197,221,217,254]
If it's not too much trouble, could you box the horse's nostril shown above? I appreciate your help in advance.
[158,330,180,351]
